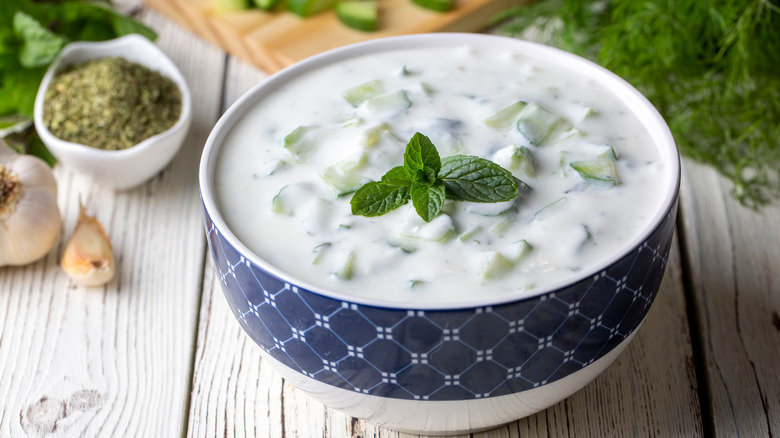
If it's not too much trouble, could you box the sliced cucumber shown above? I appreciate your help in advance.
[283,125,317,162]
[365,90,411,116]
[578,143,618,160]
[573,102,596,121]
[303,198,334,235]
[319,165,369,196]
[331,249,355,280]
[480,251,514,279]
[465,197,518,216]
[483,101,527,130]
[516,102,572,146]
[342,79,383,107]
[458,225,482,243]
[570,159,619,185]
[271,183,316,215]
[361,123,400,147]
[492,144,535,177]
[390,211,454,251]
[336,1,377,32]
[213,0,249,12]
[252,0,280,10]
[491,215,515,234]
[533,196,567,221]
[312,242,332,264]
[411,0,451,12]
[505,239,532,263]
[287,0,337,16]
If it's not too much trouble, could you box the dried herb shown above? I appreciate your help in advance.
[495,0,780,207]
[43,57,181,151]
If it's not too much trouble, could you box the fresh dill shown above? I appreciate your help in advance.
[495,0,780,207]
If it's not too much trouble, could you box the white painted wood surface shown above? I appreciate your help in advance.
[1,2,778,437]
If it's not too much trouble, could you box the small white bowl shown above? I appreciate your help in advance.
[33,34,192,190]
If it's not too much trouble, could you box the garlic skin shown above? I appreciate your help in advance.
[0,141,61,267]
[60,201,115,286]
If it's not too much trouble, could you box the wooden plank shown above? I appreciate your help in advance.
[0,9,225,437]
[142,0,528,73]
[678,159,780,437]
[188,58,703,436]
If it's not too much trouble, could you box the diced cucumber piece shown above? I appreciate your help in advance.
[578,143,618,160]
[271,183,316,215]
[572,102,596,121]
[516,102,572,146]
[465,197,518,216]
[365,90,411,116]
[533,196,567,221]
[283,125,317,162]
[505,239,532,263]
[361,123,400,148]
[484,101,527,130]
[319,165,370,196]
[480,251,514,279]
[411,0,451,12]
[342,80,383,107]
[338,116,363,127]
[409,279,425,289]
[570,159,619,185]
[303,198,334,235]
[458,226,482,242]
[491,215,515,234]
[405,82,434,96]
[287,0,337,16]
[252,0,280,10]
[257,159,287,176]
[312,242,331,264]
[213,0,249,12]
[390,211,454,251]
[331,249,355,280]
[492,144,535,177]
[336,1,377,32]
[394,65,410,76]
[336,150,366,172]
[578,224,593,250]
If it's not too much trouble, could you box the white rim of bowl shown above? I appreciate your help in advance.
[33,34,191,161]
[199,33,681,311]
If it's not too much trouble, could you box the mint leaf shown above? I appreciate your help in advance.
[350,181,411,217]
[439,155,519,202]
[13,12,67,68]
[404,132,440,183]
[381,166,413,186]
[411,180,445,222]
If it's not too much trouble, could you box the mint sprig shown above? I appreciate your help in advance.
[350,132,520,222]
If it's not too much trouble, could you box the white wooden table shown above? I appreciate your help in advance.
[1,4,778,437]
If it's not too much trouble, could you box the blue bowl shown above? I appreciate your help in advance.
[199,34,680,435]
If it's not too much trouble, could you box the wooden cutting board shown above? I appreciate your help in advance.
[143,0,527,72]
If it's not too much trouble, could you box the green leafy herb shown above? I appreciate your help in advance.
[0,0,156,165]
[350,132,519,221]
[494,0,780,207]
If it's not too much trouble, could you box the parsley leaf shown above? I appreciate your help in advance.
[351,132,522,222]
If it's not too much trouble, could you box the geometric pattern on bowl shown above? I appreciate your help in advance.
[204,203,676,401]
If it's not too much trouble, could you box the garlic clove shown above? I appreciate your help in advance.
[61,200,115,286]
[0,141,61,267]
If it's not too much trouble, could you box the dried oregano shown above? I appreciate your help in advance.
[43,57,181,151]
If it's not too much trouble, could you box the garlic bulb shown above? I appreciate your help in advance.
[0,140,61,267]
[60,200,115,286]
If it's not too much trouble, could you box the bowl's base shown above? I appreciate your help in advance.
[259,327,639,435]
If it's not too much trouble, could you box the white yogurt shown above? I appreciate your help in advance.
[215,46,667,303]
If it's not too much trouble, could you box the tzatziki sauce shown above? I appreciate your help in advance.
[215,46,668,304]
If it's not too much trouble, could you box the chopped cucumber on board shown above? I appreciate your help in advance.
[287,0,338,16]
[516,102,572,146]
[336,1,378,32]
[484,101,527,130]
[342,80,383,107]
[411,0,451,12]
[570,159,619,185]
